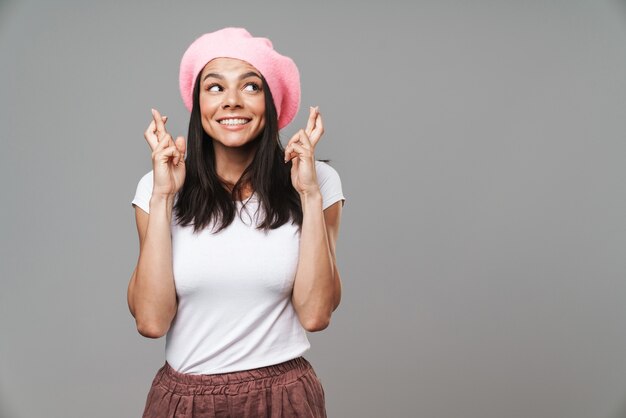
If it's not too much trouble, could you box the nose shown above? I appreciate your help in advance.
[222,88,242,109]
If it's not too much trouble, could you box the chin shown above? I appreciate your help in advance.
[213,134,261,150]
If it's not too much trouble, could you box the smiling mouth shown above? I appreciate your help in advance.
[217,118,251,126]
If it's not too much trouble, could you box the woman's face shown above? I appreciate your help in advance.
[198,57,266,149]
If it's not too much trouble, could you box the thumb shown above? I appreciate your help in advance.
[175,136,186,155]
[291,155,299,172]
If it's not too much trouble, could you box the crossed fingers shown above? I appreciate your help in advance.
[144,108,169,151]
[305,106,323,146]
[285,106,323,162]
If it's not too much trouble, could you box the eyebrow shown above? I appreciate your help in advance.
[202,71,262,82]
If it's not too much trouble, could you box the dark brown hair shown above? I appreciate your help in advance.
[172,73,303,233]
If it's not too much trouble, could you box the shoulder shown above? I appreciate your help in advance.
[314,161,346,210]
[131,170,154,214]
[315,160,342,185]
[135,170,154,196]
[138,170,153,183]
[139,170,153,186]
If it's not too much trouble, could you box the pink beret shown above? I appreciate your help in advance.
[179,27,300,130]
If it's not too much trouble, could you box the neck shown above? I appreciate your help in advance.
[212,140,258,189]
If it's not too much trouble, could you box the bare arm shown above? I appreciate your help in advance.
[127,108,186,339]
[284,107,344,332]
[291,198,343,332]
[324,201,343,310]
[127,198,178,338]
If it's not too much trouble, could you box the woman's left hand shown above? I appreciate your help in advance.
[285,106,324,197]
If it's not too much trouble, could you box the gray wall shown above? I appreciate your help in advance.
[2,0,626,417]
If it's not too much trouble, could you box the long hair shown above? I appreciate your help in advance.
[173,73,303,233]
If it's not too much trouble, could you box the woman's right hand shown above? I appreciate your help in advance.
[144,108,187,197]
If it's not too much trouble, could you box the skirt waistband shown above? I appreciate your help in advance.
[153,357,313,396]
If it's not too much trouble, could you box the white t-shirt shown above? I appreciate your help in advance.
[131,161,345,374]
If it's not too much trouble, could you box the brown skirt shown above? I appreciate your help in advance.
[142,357,326,418]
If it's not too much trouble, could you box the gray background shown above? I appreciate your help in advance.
[1,0,625,417]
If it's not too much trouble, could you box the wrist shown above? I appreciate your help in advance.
[300,189,323,207]
[150,194,175,214]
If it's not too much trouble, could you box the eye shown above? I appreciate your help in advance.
[206,84,222,92]
[243,82,261,92]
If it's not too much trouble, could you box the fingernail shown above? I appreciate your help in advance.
[151,108,155,115]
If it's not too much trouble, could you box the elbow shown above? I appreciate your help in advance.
[301,314,331,332]
[136,320,169,339]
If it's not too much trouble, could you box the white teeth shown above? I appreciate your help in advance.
[219,118,249,125]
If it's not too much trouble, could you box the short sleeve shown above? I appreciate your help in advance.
[131,171,154,214]
[315,161,346,210]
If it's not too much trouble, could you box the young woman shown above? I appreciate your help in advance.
[128,27,345,417]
